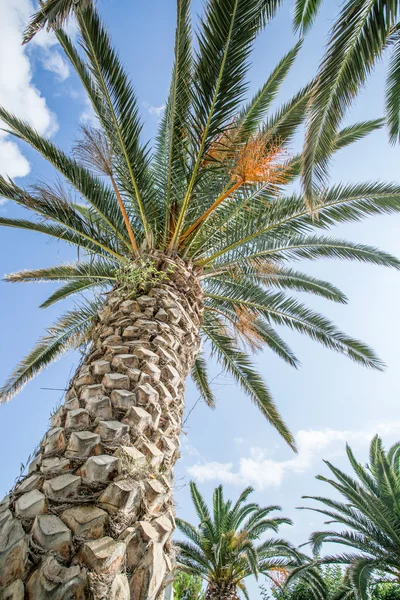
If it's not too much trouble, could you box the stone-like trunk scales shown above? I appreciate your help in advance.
[206,582,241,600]
[0,256,203,600]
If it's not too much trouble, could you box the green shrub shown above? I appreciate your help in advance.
[173,572,204,600]
[372,583,400,600]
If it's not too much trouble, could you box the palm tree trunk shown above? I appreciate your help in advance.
[205,582,241,600]
[0,254,203,599]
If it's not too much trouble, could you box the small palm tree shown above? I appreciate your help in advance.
[300,436,400,600]
[176,483,306,600]
[293,0,400,206]
[0,0,400,596]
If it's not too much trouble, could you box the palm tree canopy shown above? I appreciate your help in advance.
[1,1,400,449]
[293,0,400,206]
[300,436,400,600]
[176,483,306,598]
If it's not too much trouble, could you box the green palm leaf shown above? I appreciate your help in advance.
[191,352,216,408]
[23,0,91,43]
[76,5,153,237]
[238,40,303,139]
[203,311,295,448]
[0,300,100,403]
[386,33,400,143]
[300,0,400,206]
[293,0,323,34]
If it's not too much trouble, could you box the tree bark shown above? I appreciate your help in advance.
[205,581,241,600]
[0,254,203,600]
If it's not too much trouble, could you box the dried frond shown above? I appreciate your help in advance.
[73,125,114,177]
[270,567,288,587]
[233,305,264,352]
[204,125,289,188]
[204,122,237,166]
[232,134,288,186]
[243,259,280,276]
[30,179,74,208]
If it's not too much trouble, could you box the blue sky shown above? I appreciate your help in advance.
[0,0,400,596]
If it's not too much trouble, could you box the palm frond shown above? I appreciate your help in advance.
[76,5,153,237]
[293,0,323,34]
[0,300,101,403]
[40,280,109,309]
[169,0,282,248]
[191,352,216,408]
[238,41,303,139]
[158,0,192,243]
[261,82,313,144]
[386,33,400,143]
[0,216,120,259]
[23,0,91,43]
[0,111,128,243]
[250,319,299,367]
[205,276,383,370]
[202,311,295,448]
[301,0,399,206]
[4,261,117,284]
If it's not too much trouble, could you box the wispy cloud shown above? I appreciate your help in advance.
[40,50,70,81]
[143,101,166,119]
[29,18,71,81]
[187,422,400,490]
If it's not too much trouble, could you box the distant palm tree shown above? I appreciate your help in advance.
[300,436,400,600]
[176,483,306,600]
[1,0,400,597]
[293,0,400,207]
[261,564,345,599]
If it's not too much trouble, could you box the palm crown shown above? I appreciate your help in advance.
[293,0,400,206]
[176,483,305,599]
[300,436,400,600]
[1,1,400,449]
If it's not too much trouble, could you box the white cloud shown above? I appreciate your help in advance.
[187,422,400,490]
[0,0,59,180]
[39,50,70,81]
[30,28,70,81]
[143,102,166,119]
[80,96,98,126]
[181,435,202,458]
[234,437,245,445]
[0,138,30,179]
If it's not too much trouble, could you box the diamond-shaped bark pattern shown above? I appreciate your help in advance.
[2,253,203,599]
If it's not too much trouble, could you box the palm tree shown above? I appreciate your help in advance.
[0,0,400,596]
[293,0,400,207]
[299,436,400,600]
[176,483,306,600]
[261,565,345,599]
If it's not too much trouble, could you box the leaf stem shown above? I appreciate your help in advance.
[179,179,243,245]
[110,175,139,256]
